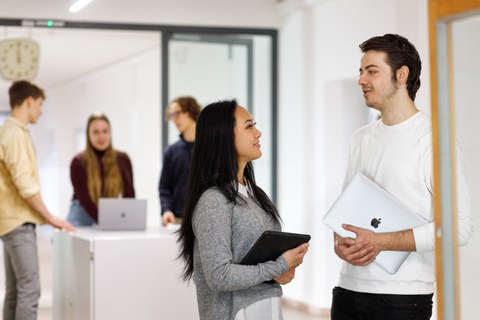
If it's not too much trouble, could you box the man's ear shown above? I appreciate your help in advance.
[396,66,409,85]
[23,96,34,108]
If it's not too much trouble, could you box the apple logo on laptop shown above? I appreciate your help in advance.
[121,212,126,218]
[371,218,382,228]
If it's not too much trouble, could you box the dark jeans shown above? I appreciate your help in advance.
[331,286,433,320]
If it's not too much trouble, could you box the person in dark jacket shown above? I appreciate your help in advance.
[159,96,201,226]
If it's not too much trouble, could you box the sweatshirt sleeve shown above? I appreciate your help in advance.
[192,190,289,292]
[452,143,473,246]
[413,142,473,252]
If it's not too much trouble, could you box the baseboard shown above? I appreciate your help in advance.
[281,297,330,317]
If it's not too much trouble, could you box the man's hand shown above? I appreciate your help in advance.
[162,211,177,226]
[47,216,75,232]
[334,223,416,266]
[25,193,75,232]
[334,225,377,266]
[342,223,416,253]
[343,224,383,256]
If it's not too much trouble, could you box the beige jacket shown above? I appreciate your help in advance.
[0,116,45,236]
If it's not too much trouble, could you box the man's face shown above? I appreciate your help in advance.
[28,97,44,124]
[358,50,398,111]
[168,102,195,134]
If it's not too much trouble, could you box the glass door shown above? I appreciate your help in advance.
[164,31,277,200]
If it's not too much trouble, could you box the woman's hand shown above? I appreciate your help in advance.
[281,242,309,269]
[273,268,295,285]
[273,243,309,285]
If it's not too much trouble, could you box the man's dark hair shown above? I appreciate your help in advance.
[9,80,46,109]
[359,34,422,101]
[167,96,202,121]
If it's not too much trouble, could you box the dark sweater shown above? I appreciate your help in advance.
[70,150,135,222]
[158,135,194,217]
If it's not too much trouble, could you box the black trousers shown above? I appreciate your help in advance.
[331,286,433,320]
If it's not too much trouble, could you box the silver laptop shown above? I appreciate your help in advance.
[323,173,428,274]
[97,198,147,231]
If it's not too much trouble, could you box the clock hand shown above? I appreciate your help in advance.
[16,46,21,64]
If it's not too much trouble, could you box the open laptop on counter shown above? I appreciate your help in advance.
[97,198,147,231]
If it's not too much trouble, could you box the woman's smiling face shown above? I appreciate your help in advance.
[234,105,262,167]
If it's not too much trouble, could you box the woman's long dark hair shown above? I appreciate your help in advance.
[177,99,281,281]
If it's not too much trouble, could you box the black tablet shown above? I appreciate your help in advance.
[240,230,311,265]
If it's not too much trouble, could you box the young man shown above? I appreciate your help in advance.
[0,80,75,320]
[331,34,473,320]
[159,96,201,226]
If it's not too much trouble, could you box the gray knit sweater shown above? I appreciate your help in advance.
[192,188,289,320]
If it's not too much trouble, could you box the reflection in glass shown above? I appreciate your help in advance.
[168,33,274,198]
[452,13,480,320]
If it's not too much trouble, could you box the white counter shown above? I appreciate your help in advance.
[52,227,199,320]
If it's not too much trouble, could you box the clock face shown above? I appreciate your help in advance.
[0,39,40,81]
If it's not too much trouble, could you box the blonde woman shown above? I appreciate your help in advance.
[67,112,135,226]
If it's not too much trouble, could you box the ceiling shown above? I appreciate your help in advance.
[0,25,160,110]
[0,0,281,110]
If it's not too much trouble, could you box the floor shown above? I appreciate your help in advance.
[0,225,329,320]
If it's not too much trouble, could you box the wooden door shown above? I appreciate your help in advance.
[428,1,480,319]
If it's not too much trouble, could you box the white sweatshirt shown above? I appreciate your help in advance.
[339,111,473,294]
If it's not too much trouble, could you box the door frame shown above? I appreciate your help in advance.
[428,1,480,319]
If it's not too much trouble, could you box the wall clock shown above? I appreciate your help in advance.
[0,38,40,81]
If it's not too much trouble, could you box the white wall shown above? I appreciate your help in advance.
[30,47,161,226]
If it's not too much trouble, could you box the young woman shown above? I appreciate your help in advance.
[67,112,135,226]
[178,100,309,320]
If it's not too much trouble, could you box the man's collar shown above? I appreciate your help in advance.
[6,116,28,130]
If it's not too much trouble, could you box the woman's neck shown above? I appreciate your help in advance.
[237,163,246,185]
[92,147,107,158]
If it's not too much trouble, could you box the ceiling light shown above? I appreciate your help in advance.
[69,0,94,13]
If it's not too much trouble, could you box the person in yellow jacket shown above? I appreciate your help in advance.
[0,80,75,320]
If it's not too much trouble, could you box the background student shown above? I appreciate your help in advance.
[67,112,135,226]
[0,80,75,320]
[178,99,309,320]
[159,96,201,226]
